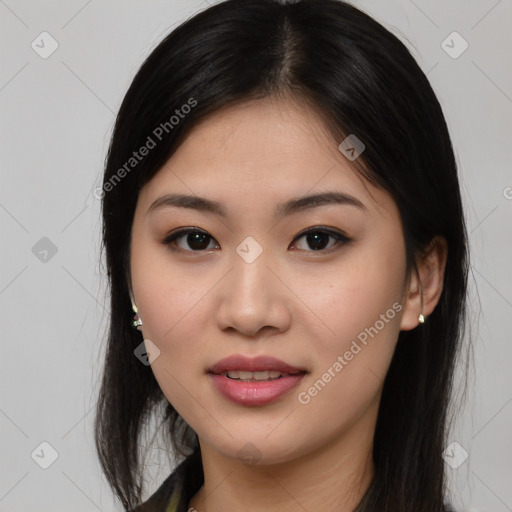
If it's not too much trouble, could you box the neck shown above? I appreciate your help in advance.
[188,411,376,512]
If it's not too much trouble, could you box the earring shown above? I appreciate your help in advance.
[131,301,143,329]
[418,313,425,324]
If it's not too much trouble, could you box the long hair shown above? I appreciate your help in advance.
[94,1,469,510]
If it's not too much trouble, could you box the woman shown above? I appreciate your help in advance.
[94,0,469,511]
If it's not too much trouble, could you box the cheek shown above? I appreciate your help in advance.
[298,235,406,350]
[130,228,208,339]
[135,271,212,350]
[130,242,209,407]
[294,234,406,411]
[131,258,213,410]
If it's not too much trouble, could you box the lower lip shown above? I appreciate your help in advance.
[208,372,305,406]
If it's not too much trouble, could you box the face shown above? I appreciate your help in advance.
[130,96,411,466]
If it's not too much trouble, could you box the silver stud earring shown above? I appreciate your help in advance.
[418,313,425,324]
[132,301,143,329]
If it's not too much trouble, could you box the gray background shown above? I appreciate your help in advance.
[1,0,511,510]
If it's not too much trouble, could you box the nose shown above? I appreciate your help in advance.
[215,247,291,338]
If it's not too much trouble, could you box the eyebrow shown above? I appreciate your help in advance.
[147,191,366,219]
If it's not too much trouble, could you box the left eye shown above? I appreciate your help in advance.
[162,227,350,253]
[292,228,350,252]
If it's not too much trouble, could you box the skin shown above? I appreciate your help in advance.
[129,95,447,512]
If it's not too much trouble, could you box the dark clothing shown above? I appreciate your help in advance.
[131,448,203,512]
[131,448,456,512]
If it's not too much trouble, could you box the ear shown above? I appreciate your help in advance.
[400,236,448,331]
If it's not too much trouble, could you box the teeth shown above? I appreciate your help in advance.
[224,370,284,381]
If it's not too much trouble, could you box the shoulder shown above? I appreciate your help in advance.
[129,471,179,512]
[130,448,203,512]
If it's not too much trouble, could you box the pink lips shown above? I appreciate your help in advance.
[209,354,306,375]
[208,354,307,407]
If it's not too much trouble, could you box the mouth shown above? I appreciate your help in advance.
[207,354,308,406]
[208,354,307,376]
[217,369,305,382]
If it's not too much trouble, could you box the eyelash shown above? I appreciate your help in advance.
[161,226,351,254]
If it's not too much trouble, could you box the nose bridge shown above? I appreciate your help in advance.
[231,235,275,302]
[215,235,290,335]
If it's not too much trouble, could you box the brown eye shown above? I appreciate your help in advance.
[291,227,351,252]
[163,228,219,252]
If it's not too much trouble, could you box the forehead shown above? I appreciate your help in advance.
[176,96,342,176]
[137,97,396,220]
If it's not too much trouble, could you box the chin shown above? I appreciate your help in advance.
[201,430,312,467]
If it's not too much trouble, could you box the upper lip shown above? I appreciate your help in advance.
[208,355,307,375]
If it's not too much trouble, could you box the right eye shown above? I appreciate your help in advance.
[162,227,220,253]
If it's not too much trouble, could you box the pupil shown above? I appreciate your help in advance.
[188,233,209,250]
[307,232,328,250]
